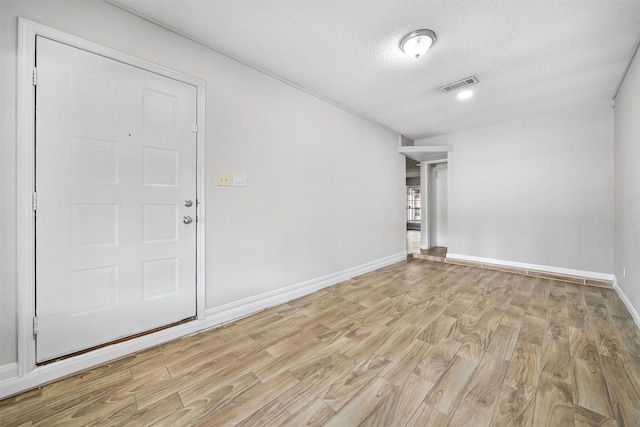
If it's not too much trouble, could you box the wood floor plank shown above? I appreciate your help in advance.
[405,402,451,427]
[107,366,172,407]
[129,339,217,379]
[193,370,299,426]
[413,338,462,383]
[417,315,457,345]
[613,318,640,372]
[595,324,632,364]
[500,304,527,330]
[464,295,492,319]
[487,324,518,361]
[492,378,537,427]
[572,358,614,419]
[527,299,548,318]
[450,354,509,427]
[166,345,238,380]
[340,325,391,360]
[265,328,323,359]
[236,399,290,427]
[510,291,532,312]
[545,315,569,342]
[584,293,612,327]
[32,392,135,427]
[425,355,478,417]
[378,339,431,386]
[533,375,575,427]
[567,291,588,329]
[447,312,480,341]
[573,405,617,427]
[4,259,640,426]
[146,398,212,426]
[319,353,389,412]
[456,326,493,362]
[531,278,549,301]
[253,336,349,383]
[28,370,134,426]
[600,356,640,426]
[518,314,546,346]
[569,326,599,362]
[277,353,355,414]
[321,377,395,427]
[506,340,541,387]
[164,371,262,426]
[96,392,183,427]
[600,290,634,323]
[358,373,433,427]
[547,282,567,319]
[539,338,572,384]
[477,307,506,331]
[242,324,306,357]
[375,324,422,360]
[443,298,474,318]
[461,353,509,409]
[280,398,335,427]
[157,351,268,409]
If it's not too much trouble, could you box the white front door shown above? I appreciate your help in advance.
[35,36,197,363]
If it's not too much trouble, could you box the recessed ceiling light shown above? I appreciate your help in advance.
[400,29,436,59]
[457,90,473,100]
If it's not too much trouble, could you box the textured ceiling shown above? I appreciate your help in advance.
[113,0,640,140]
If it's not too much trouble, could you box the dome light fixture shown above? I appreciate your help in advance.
[457,90,474,100]
[400,29,437,59]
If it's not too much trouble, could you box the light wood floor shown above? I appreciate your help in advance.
[406,230,421,255]
[406,230,447,259]
[2,260,640,426]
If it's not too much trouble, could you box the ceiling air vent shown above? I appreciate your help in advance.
[439,76,479,92]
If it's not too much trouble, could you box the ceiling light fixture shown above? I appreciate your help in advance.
[457,90,473,100]
[400,29,436,59]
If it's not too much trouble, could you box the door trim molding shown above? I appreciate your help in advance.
[16,17,206,378]
[419,159,448,250]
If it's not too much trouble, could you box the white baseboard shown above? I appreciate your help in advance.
[0,363,17,382]
[203,252,407,326]
[446,253,615,282]
[0,252,406,399]
[614,277,640,329]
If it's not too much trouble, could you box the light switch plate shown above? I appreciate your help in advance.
[233,172,247,187]
[217,172,231,186]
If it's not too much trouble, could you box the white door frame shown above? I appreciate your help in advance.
[419,159,448,250]
[16,18,206,381]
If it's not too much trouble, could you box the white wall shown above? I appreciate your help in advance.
[415,134,450,147]
[614,48,640,317]
[448,102,614,275]
[0,1,405,367]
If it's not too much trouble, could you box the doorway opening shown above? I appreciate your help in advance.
[406,158,421,255]
[405,157,448,258]
[429,162,448,250]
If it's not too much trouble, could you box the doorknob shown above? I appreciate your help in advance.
[183,216,193,224]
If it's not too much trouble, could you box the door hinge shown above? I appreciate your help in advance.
[33,316,38,338]
[32,192,37,211]
[191,124,198,133]
[32,67,38,86]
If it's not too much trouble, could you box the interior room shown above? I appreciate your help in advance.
[1,0,639,425]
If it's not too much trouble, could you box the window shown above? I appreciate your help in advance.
[407,185,421,222]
